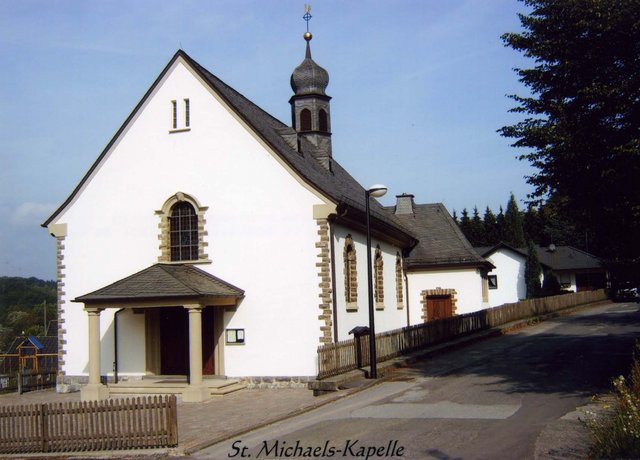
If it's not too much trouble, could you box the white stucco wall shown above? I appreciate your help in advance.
[485,249,527,307]
[51,58,329,379]
[406,268,485,324]
[332,224,407,342]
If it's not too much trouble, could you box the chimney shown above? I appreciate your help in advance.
[395,194,415,215]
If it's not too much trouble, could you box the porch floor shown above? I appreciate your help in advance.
[108,376,245,396]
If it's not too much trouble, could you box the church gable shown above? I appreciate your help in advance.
[43,51,335,231]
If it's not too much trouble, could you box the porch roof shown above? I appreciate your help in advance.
[74,263,244,305]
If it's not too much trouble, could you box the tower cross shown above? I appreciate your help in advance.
[303,4,312,32]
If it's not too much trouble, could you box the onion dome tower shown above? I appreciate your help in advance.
[290,8,333,171]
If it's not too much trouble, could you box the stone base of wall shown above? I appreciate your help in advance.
[58,374,315,391]
[237,376,315,389]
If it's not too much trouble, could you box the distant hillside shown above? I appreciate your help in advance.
[0,277,56,352]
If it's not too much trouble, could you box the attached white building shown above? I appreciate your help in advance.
[389,195,493,323]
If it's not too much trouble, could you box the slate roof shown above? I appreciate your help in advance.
[74,264,244,304]
[388,203,490,269]
[5,336,58,354]
[476,243,603,271]
[43,50,414,245]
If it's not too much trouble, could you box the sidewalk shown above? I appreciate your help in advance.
[0,300,610,458]
[0,383,354,457]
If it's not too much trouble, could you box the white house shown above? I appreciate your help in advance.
[477,243,607,307]
[43,32,492,402]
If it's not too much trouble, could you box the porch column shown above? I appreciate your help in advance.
[182,304,210,402]
[81,306,110,401]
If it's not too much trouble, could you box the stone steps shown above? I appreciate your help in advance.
[108,378,246,396]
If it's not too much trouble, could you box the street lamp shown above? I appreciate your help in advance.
[365,184,387,379]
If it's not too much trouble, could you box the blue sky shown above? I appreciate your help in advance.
[0,1,534,280]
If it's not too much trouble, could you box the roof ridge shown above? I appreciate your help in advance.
[157,264,203,295]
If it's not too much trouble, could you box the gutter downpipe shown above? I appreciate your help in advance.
[405,270,410,327]
[113,308,125,384]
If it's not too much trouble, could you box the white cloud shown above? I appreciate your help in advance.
[11,202,55,226]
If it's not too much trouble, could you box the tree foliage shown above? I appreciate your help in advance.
[504,193,526,247]
[454,193,577,249]
[0,277,56,352]
[525,239,542,298]
[500,0,640,262]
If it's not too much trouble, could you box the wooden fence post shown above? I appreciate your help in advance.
[40,403,48,452]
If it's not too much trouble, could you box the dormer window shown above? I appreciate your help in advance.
[170,98,191,133]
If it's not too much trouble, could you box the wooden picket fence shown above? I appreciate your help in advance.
[0,395,178,454]
[317,289,607,379]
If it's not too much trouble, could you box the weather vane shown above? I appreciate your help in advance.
[303,4,312,32]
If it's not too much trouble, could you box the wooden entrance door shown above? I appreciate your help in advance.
[426,295,453,321]
[158,306,217,376]
[160,307,189,375]
[202,307,215,375]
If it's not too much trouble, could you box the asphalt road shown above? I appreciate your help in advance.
[196,301,640,460]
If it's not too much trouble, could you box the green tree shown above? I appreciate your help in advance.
[496,206,507,243]
[483,207,499,246]
[469,206,484,246]
[500,0,640,263]
[541,269,562,296]
[459,208,471,241]
[0,277,56,352]
[504,193,526,247]
[525,240,542,298]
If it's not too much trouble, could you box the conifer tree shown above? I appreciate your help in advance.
[525,240,542,299]
[504,193,526,248]
[469,206,484,246]
[483,206,499,246]
[500,0,640,262]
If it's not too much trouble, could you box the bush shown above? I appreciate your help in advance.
[587,345,640,458]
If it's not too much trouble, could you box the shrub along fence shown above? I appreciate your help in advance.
[317,289,606,379]
[0,395,178,454]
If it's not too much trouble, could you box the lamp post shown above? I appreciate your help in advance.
[365,184,387,379]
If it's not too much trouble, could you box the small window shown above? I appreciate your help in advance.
[171,100,177,129]
[374,245,384,305]
[170,202,199,261]
[488,275,498,290]
[395,253,403,306]
[344,235,358,305]
[184,98,190,127]
[300,109,312,131]
[319,109,328,132]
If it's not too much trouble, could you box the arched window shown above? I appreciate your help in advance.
[396,252,404,307]
[374,245,384,305]
[300,109,312,131]
[170,202,199,261]
[344,235,358,305]
[319,109,328,132]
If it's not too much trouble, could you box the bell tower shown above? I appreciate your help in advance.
[289,6,333,170]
